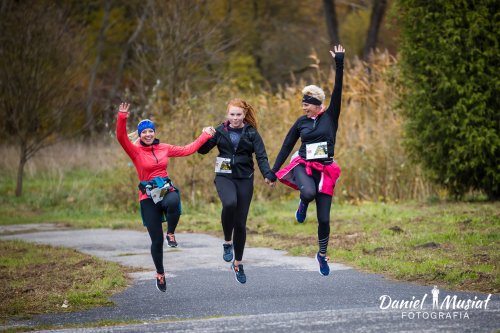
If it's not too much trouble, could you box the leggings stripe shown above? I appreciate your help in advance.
[319,236,329,254]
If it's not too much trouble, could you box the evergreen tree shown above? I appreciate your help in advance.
[396,0,500,199]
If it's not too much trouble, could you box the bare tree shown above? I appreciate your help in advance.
[323,0,341,45]
[0,2,84,196]
[363,0,387,60]
[134,0,232,111]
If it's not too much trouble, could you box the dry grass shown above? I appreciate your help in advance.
[0,140,120,178]
[0,240,131,322]
[162,51,436,202]
[0,51,435,204]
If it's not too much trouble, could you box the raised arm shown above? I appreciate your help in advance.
[116,102,139,160]
[271,121,301,172]
[325,45,345,123]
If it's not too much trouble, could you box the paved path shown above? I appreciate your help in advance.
[1,224,499,332]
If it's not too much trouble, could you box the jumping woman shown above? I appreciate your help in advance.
[271,45,345,276]
[116,102,215,292]
[198,98,276,284]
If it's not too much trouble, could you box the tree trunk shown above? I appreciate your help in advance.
[363,0,387,61]
[323,0,340,45]
[85,0,111,136]
[104,5,147,130]
[15,142,27,197]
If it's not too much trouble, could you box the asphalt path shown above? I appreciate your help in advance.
[1,224,499,332]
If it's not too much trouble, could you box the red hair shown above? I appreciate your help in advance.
[227,98,258,129]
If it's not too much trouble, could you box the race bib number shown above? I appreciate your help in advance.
[150,187,163,204]
[149,185,171,204]
[306,142,328,160]
[215,157,232,173]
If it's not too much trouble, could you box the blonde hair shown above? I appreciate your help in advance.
[127,119,156,144]
[227,98,258,129]
[127,131,140,144]
[302,85,325,102]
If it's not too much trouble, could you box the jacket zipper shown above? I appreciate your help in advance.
[151,145,159,164]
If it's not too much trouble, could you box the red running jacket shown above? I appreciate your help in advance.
[116,112,211,201]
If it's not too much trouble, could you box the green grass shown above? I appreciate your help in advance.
[185,199,500,293]
[1,170,499,293]
[0,240,132,323]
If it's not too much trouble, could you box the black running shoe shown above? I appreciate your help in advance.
[156,273,166,292]
[166,233,178,248]
[231,262,246,284]
[223,243,233,262]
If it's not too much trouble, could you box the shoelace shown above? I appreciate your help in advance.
[234,264,244,274]
[319,255,330,264]
[167,234,176,242]
[156,273,165,284]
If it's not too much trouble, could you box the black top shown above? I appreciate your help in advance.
[198,122,277,181]
[272,54,344,172]
[228,126,243,151]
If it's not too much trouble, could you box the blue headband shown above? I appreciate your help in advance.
[302,95,322,106]
[137,119,156,135]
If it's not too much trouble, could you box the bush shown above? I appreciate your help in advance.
[396,0,500,199]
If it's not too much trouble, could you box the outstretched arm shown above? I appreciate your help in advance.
[326,45,345,123]
[167,127,215,157]
[271,121,301,172]
[116,102,139,160]
[198,129,219,155]
[252,131,277,182]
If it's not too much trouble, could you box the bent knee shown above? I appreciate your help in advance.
[299,188,316,202]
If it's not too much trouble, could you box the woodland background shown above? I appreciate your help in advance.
[0,0,498,205]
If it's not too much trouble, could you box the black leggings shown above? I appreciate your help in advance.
[293,164,332,254]
[140,190,181,274]
[215,176,254,262]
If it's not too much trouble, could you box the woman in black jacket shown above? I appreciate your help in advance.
[198,98,276,284]
[272,45,345,277]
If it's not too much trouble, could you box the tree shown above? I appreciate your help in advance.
[363,0,387,60]
[323,0,340,45]
[396,0,500,199]
[134,0,231,111]
[85,0,112,136]
[323,0,388,60]
[0,1,84,196]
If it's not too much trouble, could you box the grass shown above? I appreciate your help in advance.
[184,199,500,293]
[0,169,499,295]
[0,240,132,323]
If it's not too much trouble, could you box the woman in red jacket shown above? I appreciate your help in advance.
[116,102,215,292]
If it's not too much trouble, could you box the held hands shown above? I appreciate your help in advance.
[203,126,216,136]
[265,178,276,188]
[329,44,345,59]
[118,102,130,114]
